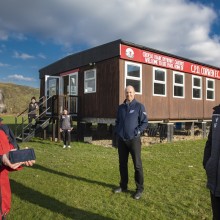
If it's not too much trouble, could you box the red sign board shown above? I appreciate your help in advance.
[120,44,220,80]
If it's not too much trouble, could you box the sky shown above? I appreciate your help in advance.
[0,0,220,88]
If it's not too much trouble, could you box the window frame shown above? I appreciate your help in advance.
[84,68,96,94]
[69,72,78,96]
[192,75,202,100]
[125,61,142,94]
[206,78,215,101]
[173,71,185,99]
[153,67,167,97]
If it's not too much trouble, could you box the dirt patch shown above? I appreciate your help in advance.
[91,135,205,148]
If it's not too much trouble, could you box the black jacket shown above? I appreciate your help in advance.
[203,105,220,196]
[0,124,19,149]
[115,99,148,140]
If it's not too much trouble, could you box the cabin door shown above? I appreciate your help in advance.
[68,72,78,113]
[45,75,63,114]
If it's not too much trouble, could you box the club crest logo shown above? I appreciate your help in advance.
[125,48,134,58]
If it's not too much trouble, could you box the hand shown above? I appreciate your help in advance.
[23,160,35,166]
[2,154,23,170]
[60,128,63,132]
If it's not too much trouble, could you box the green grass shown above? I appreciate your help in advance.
[5,136,211,220]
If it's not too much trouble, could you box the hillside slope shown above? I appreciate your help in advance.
[0,82,39,114]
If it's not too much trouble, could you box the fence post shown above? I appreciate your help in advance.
[191,122,194,137]
[202,122,207,139]
[15,117,18,136]
[22,117,24,141]
[167,123,174,143]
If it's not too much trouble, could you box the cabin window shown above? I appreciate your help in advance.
[192,75,202,99]
[84,69,96,93]
[206,78,215,100]
[69,73,78,95]
[125,61,142,94]
[173,72,184,98]
[153,67,166,96]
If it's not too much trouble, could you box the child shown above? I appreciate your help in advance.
[60,109,73,148]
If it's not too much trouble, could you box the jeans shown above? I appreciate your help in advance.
[118,136,144,192]
[62,130,71,146]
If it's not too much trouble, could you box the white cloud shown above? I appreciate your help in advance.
[0,30,8,40]
[38,53,46,59]
[0,0,220,66]
[8,74,36,81]
[0,62,9,67]
[13,51,35,60]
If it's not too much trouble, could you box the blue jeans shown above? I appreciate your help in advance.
[117,136,144,192]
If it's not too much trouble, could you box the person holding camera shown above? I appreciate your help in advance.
[0,118,35,220]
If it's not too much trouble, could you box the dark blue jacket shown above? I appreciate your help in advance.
[203,105,220,196]
[115,99,148,140]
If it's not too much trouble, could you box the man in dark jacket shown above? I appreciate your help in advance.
[203,104,220,220]
[114,85,148,200]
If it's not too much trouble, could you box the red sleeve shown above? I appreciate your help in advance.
[0,130,11,155]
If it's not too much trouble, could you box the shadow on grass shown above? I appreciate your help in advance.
[32,164,116,189]
[10,179,113,220]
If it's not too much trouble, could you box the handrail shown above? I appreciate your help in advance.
[16,107,28,118]
[35,107,50,121]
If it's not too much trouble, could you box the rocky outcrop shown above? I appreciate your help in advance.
[0,89,7,113]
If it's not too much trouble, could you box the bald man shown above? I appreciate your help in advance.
[114,85,148,200]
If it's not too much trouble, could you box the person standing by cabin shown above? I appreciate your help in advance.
[114,85,148,200]
[28,97,38,126]
[60,109,73,149]
[203,104,220,220]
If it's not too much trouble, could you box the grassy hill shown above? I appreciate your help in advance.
[0,82,39,114]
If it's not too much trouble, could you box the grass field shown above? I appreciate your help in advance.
[1,116,212,220]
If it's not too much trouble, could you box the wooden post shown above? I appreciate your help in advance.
[43,129,47,140]
[167,123,174,143]
[52,121,56,141]
[57,117,61,141]
[202,122,207,139]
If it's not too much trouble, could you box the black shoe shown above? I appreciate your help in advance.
[113,187,127,193]
[133,191,142,200]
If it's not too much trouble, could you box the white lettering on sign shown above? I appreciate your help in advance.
[191,64,220,78]
[142,52,184,71]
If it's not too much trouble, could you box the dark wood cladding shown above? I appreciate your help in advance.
[119,60,220,121]
[78,58,120,119]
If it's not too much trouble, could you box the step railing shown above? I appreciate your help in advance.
[15,96,52,141]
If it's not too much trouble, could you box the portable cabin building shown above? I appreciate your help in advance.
[39,39,220,126]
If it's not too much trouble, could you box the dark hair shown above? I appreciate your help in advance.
[31,96,36,100]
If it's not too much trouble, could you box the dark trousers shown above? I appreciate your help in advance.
[118,137,144,192]
[28,114,36,124]
[210,192,220,220]
[62,130,71,146]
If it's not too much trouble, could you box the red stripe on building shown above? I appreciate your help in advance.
[120,44,220,79]
[60,69,79,76]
